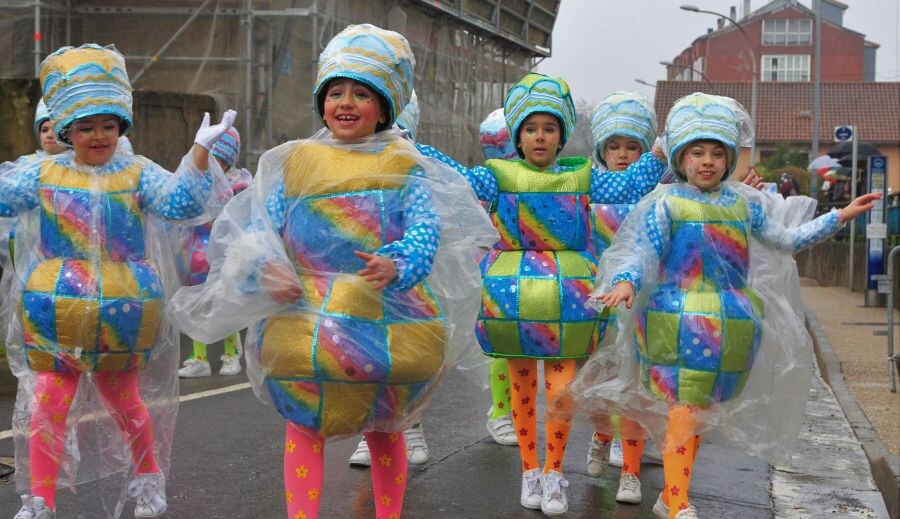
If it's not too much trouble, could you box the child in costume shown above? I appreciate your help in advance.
[4,44,235,519]
[177,128,252,378]
[169,24,494,519]
[584,92,664,504]
[419,73,667,517]
[573,93,879,519]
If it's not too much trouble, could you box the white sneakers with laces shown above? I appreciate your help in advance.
[129,472,167,519]
[519,468,543,509]
[615,473,642,504]
[403,424,429,465]
[540,470,569,516]
[485,407,518,446]
[13,495,54,519]
[218,354,241,376]
[586,436,611,477]
[673,504,701,518]
[653,493,669,518]
[348,437,371,467]
[177,358,211,378]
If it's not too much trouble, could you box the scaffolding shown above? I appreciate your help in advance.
[0,0,558,166]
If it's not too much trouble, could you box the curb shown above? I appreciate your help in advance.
[806,310,900,519]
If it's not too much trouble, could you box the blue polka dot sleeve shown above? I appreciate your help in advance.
[140,160,214,221]
[590,152,666,204]
[750,202,842,253]
[378,167,441,292]
[416,143,499,204]
[0,160,41,216]
[609,199,670,292]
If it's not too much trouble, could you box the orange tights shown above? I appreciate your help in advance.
[507,358,575,473]
[661,405,702,518]
[592,416,646,477]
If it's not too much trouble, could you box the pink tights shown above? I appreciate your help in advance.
[29,370,160,510]
[283,422,407,519]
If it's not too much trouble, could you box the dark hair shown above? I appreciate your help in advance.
[316,77,390,132]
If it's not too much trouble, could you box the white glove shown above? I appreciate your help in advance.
[194,109,237,150]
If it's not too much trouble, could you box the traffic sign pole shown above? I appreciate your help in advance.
[866,155,889,306]
[850,127,858,291]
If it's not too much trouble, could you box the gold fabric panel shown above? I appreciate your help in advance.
[283,142,415,197]
[41,162,141,192]
[260,315,316,378]
[386,321,446,383]
[488,158,592,194]
[320,382,378,437]
[324,275,384,321]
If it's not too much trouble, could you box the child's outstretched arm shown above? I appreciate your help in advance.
[417,144,499,204]
[751,192,882,253]
[596,281,635,309]
[590,150,667,205]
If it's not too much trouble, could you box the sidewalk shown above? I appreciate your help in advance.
[801,279,900,518]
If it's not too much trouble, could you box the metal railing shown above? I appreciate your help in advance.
[883,246,900,392]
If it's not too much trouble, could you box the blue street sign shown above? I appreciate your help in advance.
[867,155,888,291]
[834,125,853,141]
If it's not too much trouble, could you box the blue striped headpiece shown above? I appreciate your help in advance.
[211,127,241,168]
[395,90,419,141]
[504,73,576,158]
[479,108,517,160]
[590,91,657,167]
[40,44,132,144]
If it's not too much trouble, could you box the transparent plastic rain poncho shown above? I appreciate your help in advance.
[566,180,842,465]
[169,128,498,439]
[0,148,231,515]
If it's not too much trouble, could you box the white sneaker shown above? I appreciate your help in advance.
[403,425,429,465]
[13,495,55,519]
[673,504,701,519]
[348,437,371,467]
[615,473,642,504]
[129,472,167,519]
[485,407,518,446]
[652,493,669,519]
[178,358,211,378]
[218,354,241,376]
[609,439,624,467]
[540,470,569,516]
[586,436,611,477]
[519,468,542,509]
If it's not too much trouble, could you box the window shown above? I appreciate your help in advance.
[762,54,810,82]
[762,18,812,45]
[691,57,705,81]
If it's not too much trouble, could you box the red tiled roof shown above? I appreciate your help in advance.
[654,81,900,143]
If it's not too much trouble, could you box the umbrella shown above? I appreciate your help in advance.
[808,155,840,170]
[827,141,881,159]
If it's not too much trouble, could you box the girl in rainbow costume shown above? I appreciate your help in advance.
[419,73,666,516]
[583,91,663,504]
[170,24,495,519]
[572,93,880,519]
[4,44,235,519]
[176,128,252,378]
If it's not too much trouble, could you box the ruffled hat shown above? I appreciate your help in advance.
[314,24,415,126]
[33,99,50,142]
[211,127,241,168]
[665,93,752,180]
[590,91,657,166]
[479,108,517,160]
[395,90,419,141]
[503,73,576,157]
[39,44,132,144]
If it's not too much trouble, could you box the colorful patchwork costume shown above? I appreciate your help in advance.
[2,44,231,518]
[169,24,495,519]
[572,93,845,517]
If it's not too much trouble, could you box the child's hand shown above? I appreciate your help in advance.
[651,137,667,164]
[261,261,303,304]
[194,109,237,150]
[355,251,397,289]
[839,192,882,223]
[742,167,764,190]
[597,281,635,309]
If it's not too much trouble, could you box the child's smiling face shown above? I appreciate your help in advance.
[681,140,728,191]
[603,136,642,172]
[518,112,561,170]
[322,79,387,140]
[69,114,121,166]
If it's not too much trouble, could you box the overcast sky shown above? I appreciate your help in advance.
[537,0,900,107]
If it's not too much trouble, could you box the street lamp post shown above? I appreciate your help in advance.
[659,60,712,84]
[680,4,758,163]
[634,78,656,88]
